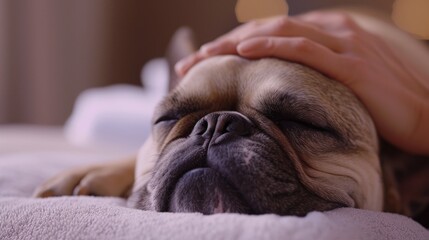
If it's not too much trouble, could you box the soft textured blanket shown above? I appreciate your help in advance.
[0,144,428,240]
[2,197,427,240]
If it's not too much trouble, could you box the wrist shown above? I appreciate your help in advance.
[412,100,429,156]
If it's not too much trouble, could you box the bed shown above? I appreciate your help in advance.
[0,58,427,240]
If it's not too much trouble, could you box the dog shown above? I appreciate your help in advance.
[34,9,429,224]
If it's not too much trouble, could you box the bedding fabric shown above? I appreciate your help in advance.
[0,139,428,240]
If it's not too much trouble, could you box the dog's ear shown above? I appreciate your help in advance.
[166,27,198,91]
[380,142,429,227]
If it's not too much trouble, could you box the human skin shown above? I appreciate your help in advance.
[175,11,429,156]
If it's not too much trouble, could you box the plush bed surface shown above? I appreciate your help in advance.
[2,197,426,240]
[0,128,428,240]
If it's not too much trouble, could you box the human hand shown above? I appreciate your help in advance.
[175,11,429,155]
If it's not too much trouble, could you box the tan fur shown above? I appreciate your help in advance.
[34,158,135,198]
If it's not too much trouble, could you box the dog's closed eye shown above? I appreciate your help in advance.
[277,119,330,133]
[263,104,346,153]
[154,114,179,125]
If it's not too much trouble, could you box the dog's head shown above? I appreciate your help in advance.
[129,54,383,216]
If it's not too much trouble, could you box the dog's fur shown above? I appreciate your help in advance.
[34,9,429,225]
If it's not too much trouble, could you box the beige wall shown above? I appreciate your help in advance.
[1,0,110,124]
[0,0,394,125]
[0,0,11,122]
[0,0,238,125]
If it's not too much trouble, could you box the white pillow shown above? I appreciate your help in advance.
[64,58,169,151]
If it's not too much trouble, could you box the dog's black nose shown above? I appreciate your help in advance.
[192,112,252,142]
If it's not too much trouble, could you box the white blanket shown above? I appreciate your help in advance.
[0,149,428,240]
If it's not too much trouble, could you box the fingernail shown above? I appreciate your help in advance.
[175,58,190,70]
[175,58,191,76]
[175,60,186,72]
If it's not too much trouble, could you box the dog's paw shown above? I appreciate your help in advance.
[33,163,134,198]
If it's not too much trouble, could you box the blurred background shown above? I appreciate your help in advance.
[0,0,398,125]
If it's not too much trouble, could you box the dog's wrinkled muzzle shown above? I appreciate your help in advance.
[169,112,254,214]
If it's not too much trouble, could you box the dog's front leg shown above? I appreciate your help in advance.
[33,158,135,198]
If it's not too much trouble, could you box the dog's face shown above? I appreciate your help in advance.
[129,55,383,215]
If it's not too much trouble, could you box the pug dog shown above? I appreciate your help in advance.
[34,9,428,223]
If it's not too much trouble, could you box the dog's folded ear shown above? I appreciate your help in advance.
[165,27,198,91]
[381,143,429,227]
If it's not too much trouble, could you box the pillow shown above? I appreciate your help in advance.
[64,58,169,151]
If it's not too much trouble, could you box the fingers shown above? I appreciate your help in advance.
[198,20,268,56]
[205,16,343,54]
[175,51,206,77]
[176,15,345,76]
[199,33,241,56]
[236,36,351,84]
[296,11,361,32]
